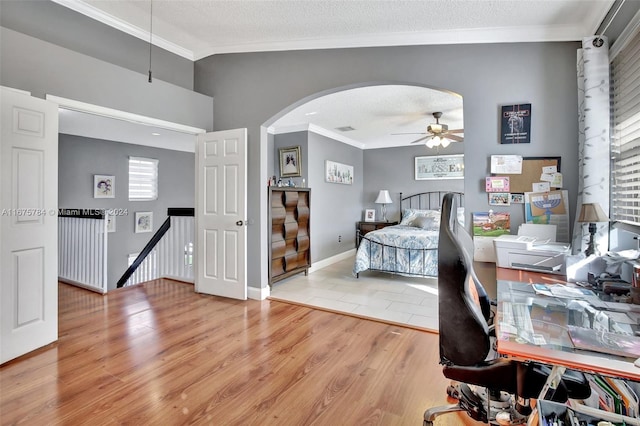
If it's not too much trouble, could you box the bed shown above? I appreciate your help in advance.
[353,191,464,278]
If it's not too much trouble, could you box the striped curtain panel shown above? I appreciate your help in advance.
[572,36,611,255]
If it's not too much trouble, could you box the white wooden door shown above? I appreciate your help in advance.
[195,129,247,300]
[1,87,58,364]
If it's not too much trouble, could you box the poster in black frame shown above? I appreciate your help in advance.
[500,103,531,144]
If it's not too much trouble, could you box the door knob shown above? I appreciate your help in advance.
[236,220,245,226]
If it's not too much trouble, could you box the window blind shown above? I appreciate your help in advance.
[129,157,158,201]
[611,27,640,225]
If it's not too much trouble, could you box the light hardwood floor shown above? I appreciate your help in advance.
[0,279,482,425]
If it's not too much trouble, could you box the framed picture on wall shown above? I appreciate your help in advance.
[135,211,153,233]
[279,146,302,177]
[325,160,353,184]
[500,103,531,144]
[415,154,464,180]
[94,175,115,198]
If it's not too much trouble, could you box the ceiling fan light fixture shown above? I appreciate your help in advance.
[440,138,451,148]
[428,123,442,133]
[425,138,437,148]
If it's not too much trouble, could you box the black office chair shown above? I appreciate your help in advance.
[423,193,590,425]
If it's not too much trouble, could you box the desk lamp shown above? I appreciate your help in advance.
[375,190,393,222]
[577,202,609,256]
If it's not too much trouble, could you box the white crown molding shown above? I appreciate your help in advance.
[51,0,195,60]
[267,123,365,150]
[194,24,586,59]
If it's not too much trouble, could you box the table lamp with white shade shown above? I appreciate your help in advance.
[375,190,393,222]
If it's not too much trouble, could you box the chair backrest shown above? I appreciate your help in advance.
[438,193,491,366]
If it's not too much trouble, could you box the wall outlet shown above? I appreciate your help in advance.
[338,235,342,243]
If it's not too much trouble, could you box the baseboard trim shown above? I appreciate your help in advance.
[248,250,355,300]
[248,285,270,301]
[309,249,355,273]
[58,277,106,294]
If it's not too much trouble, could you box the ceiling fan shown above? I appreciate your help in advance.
[393,112,464,148]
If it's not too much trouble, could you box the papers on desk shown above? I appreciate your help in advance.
[532,283,596,298]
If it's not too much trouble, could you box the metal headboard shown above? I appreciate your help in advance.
[399,191,464,221]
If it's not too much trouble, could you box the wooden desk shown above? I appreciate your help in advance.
[495,267,640,382]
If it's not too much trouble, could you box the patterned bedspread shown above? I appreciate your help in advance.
[353,225,439,277]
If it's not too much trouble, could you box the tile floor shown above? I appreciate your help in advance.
[269,255,440,332]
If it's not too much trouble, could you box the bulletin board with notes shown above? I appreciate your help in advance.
[506,156,562,194]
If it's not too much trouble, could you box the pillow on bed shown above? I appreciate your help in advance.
[411,215,440,231]
[399,208,440,226]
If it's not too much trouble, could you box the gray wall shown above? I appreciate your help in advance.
[308,132,364,259]
[195,42,580,289]
[273,131,363,260]
[363,144,465,222]
[59,135,195,290]
[0,27,212,130]
[0,0,194,90]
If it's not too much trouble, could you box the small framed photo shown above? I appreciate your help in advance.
[488,193,511,206]
[510,193,525,204]
[94,175,114,198]
[364,209,376,222]
[135,211,153,233]
[485,176,510,193]
[279,146,301,178]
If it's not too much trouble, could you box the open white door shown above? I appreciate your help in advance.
[195,128,247,300]
[1,87,58,364]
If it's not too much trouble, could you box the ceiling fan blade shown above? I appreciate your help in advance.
[446,134,464,142]
[391,132,427,135]
[410,136,430,144]
[447,129,464,133]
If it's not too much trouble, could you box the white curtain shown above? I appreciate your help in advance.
[572,36,611,254]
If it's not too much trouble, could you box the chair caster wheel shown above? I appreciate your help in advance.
[446,384,460,399]
[423,421,434,426]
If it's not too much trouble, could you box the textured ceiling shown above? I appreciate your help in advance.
[270,85,463,150]
[56,0,613,60]
[53,0,613,150]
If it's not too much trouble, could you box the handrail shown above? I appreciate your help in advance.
[116,208,194,288]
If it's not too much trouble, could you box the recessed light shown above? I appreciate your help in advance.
[151,132,161,136]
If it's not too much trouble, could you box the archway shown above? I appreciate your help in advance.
[259,82,464,294]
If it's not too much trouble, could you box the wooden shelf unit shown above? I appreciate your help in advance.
[269,187,311,285]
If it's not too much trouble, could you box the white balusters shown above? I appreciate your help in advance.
[58,216,108,293]
[123,216,194,287]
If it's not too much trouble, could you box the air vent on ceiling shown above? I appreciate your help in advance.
[335,126,355,132]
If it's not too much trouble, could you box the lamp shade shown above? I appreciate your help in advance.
[375,190,393,204]
[577,203,609,223]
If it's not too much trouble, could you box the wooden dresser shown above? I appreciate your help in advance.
[269,187,311,285]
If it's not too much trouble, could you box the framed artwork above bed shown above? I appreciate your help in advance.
[415,154,464,180]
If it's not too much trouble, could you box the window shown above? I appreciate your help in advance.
[611,26,640,225]
[128,156,158,201]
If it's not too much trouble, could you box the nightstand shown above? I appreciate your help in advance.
[356,221,398,248]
